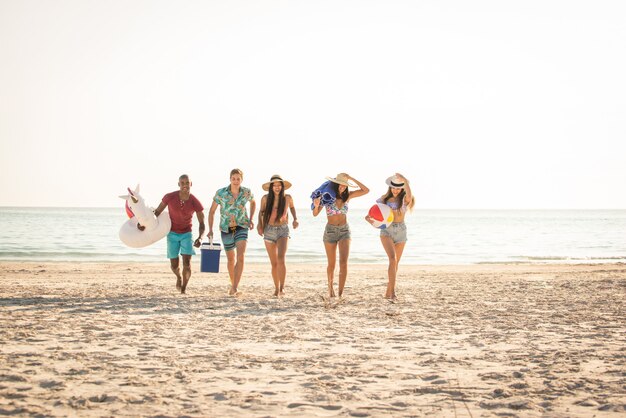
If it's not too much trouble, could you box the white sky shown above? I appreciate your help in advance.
[1,0,625,209]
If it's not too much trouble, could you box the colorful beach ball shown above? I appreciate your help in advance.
[368,203,394,229]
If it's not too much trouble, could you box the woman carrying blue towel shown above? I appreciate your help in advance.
[312,173,369,298]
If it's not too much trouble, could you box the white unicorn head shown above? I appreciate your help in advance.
[119,184,157,229]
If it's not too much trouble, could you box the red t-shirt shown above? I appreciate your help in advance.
[162,192,204,234]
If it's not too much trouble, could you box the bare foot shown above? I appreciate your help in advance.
[181,277,189,294]
[176,277,182,291]
[385,294,398,302]
[228,287,237,296]
[319,294,331,308]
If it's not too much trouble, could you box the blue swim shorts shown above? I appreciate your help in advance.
[221,226,249,251]
[167,231,196,259]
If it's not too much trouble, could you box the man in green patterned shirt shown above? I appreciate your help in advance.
[208,168,256,296]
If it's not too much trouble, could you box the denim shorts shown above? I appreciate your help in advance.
[263,224,290,243]
[323,223,351,244]
[221,226,248,251]
[380,222,407,244]
[167,231,196,259]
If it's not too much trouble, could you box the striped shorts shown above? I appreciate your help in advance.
[221,226,249,251]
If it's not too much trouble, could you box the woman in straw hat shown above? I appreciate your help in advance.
[312,173,369,298]
[365,173,415,300]
[257,174,299,297]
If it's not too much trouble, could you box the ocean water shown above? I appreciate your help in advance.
[0,207,625,265]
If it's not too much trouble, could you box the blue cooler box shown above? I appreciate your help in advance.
[200,241,221,273]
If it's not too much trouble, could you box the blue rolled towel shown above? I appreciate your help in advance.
[310,181,336,210]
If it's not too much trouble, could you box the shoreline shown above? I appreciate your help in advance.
[1,262,625,417]
[3,260,626,267]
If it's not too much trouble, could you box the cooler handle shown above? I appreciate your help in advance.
[205,237,220,250]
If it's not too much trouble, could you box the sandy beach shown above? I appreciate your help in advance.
[0,262,624,417]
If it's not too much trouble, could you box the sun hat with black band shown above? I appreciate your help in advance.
[262,174,292,191]
[385,175,406,189]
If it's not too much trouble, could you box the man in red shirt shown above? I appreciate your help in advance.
[140,174,205,293]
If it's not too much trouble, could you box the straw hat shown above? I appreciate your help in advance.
[385,175,406,189]
[326,173,357,188]
[262,174,292,191]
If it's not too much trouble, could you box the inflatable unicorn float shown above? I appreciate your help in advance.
[119,185,171,248]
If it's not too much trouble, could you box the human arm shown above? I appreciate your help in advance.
[194,210,205,247]
[346,174,369,200]
[153,201,167,218]
[396,173,412,206]
[207,201,218,239]
[248,199,256,230]
[257,196,266,236]
[288,195,299,229]
[311,197,323,217]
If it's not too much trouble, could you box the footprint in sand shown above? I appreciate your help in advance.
[287,403,342,410]
[0,374,27,382]
[39,380,65,389]
[88,394,117,403]
[212,393,228,401]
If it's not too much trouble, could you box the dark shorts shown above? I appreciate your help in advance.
[323,223,351,244]
[221,226,248,251]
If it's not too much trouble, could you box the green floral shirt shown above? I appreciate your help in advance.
[213,186,254,233]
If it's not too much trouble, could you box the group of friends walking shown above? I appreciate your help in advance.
[139,169,414,300]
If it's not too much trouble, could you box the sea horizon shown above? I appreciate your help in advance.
[1,207,625,265]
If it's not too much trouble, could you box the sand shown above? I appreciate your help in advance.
[0,261,624,417]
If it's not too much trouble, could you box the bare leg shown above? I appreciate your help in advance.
[323,242,338,298]
[264,240,280,296]
[337,238,351,297]
[380,236,397,299]
[170,258,182,291]
[276,236,288,295]
[180,254,192,294]
[395,242,406,268]
[392,242,406,299]
[226,249,236,292]
[232,240,247,295]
